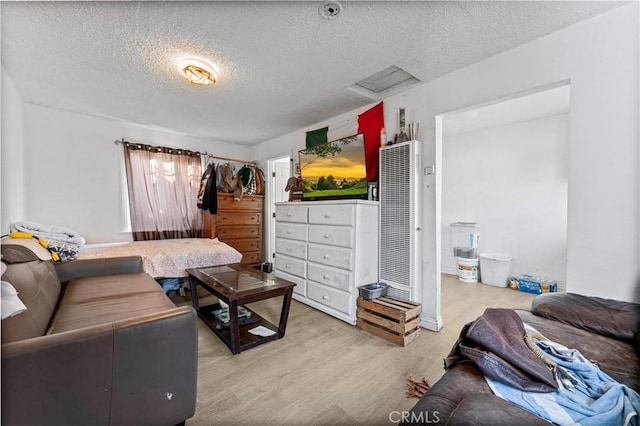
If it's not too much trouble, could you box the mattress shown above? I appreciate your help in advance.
[78,238,242,278]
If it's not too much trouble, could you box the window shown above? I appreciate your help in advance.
[122,142,203,240]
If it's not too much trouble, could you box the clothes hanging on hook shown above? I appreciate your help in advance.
[197,162,217,214]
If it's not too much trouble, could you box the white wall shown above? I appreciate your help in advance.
[1,68,25,234]
[257,3,639,310]
[441,114,569,288]
[20,104,252,243]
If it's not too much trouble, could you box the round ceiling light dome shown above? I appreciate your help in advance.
[319,1,342,19]
[178,58,217,86]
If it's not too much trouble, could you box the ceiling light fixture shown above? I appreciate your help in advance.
[178,58,217,86]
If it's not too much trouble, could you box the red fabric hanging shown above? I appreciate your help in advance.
[358,101,384,182]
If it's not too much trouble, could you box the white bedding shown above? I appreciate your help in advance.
[78,238,242,278]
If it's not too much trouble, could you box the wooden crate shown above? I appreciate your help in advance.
[356,296,422,347]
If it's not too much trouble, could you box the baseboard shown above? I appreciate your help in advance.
[420,314,443,332]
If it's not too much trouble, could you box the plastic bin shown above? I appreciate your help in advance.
[456,257,479,283]
[450,222,480,259]
[479,253,512,287]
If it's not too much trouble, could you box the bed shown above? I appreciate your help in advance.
[78,238,243,293]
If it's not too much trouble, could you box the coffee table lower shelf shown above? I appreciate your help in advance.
[196,303,280,353]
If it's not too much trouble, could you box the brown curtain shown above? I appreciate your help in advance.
[123,142,204,241]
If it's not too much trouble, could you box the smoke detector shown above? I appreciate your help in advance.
[319,1,342,19]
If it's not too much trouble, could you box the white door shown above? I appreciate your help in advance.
[267,156,291,262]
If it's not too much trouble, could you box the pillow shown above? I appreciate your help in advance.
[1,281,27,319]
[1,238,52,262]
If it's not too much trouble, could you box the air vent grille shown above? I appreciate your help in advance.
[379,143,411,288]
[347,66,422,101]
[387,285,411,301]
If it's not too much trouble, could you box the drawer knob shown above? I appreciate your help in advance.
[286,212,292,216]
[286,230,292,234]
[324,214,330,219]
[286,247,292,251]
[322,295,329,300]
[323,254,330,259]
[285,264,291,269]
[322,274,330,279]
[323,234,330,239]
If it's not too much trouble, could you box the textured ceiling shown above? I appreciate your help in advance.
[0,1,627,145]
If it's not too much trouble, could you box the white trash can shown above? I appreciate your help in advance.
[456,257,479,283]
[479,253,512,287]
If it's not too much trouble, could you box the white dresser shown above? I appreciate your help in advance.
[274,200,379,325]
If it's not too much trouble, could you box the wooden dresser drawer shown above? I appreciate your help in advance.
[308,225,353,248]
[217,194,263,211]
[276,205,308,223]
[275,223,307,242]
[276,239,307,260]
[308,205,354,226]
[307,263,351,291]
[240,251,261,265]
[275,255,306,279]
[217,225,260,239]
[223,238,260,253]
[307,281,351,314]
[307,243,353,270]
[216,212,261,226]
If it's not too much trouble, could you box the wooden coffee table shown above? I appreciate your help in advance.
[187,264,296,354]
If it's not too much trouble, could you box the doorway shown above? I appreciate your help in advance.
[440,83,570,290]
[266,155,292,262]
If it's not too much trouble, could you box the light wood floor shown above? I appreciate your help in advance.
[180,274,535,425]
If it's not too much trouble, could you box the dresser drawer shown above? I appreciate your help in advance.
[275,270,306,296]
[221,238,260,253]
[308,205,354,226]
[240,251,261,265]
[308,225,353,248]
[307,281,351,314]
[216,212,260,226]
[217,194,263,211]
[275,223,307,242]
[275,239,307,260]
[307,263,351,291]
[275,255,306,279]
[217,225,260,239]
[276,205,308,223]
[308,243,353,270]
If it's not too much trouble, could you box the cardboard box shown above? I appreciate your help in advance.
[509,275,557,294]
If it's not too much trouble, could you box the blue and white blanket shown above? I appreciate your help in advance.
[10,221,85,262]
[486,324,640,426]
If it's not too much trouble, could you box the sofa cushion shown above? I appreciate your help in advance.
[518,310,640,392]
[1,258,61,343]
[531,292,640,342]
[49,272,176,334]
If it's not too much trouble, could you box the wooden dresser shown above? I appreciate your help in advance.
[203,193,264,265]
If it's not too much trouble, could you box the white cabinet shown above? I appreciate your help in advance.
[274,200,379,325]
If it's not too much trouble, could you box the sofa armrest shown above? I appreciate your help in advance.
[1,306,197,426]
[446,394,549,425]
[55,256,143,283]
[531,292,640,342]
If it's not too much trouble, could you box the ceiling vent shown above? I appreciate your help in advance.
[347,66,422,101]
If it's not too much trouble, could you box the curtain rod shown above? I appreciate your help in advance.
[113,138,208,156]
[113,138,257,164]
[206,153,257,165]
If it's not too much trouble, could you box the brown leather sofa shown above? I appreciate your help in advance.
[1,241,198,426]
[408,292,640,425]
